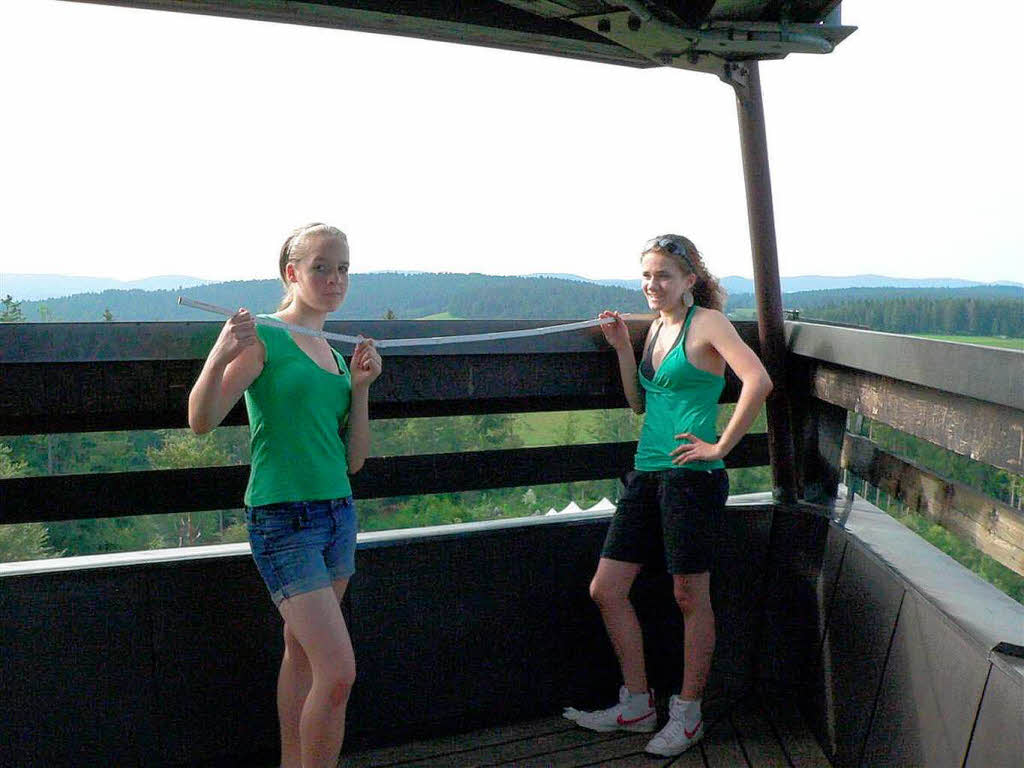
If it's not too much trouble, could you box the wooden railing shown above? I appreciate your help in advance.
[786,322,1024,577]
[0,319,769,528]
[1,319,1019,577]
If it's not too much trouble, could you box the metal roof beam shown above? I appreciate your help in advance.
[570,9,855,72]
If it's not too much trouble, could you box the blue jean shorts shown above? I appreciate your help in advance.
[245,497,357,606]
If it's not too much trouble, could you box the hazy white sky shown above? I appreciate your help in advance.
[1,1,1021,283]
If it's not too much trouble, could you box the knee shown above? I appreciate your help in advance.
[328,677,353,708]
[324,651,357,691]
[325,663,357,708]
[283,625,308,667]
[673,583,709,616]
[590,576,627,609]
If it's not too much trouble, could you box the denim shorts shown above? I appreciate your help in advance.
[245,496,357,606]
[602,468,729,574]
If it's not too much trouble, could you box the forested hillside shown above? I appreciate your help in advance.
[729,285,1023,336]
[12,274,1021,337]
[16,273,651,322]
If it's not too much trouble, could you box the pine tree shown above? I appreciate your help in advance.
[0,443,62,562]
[1,294,24,322]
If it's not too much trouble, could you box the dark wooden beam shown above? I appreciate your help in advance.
[61,0,651,68]
[0,435,769,524]
[842,434,1024,577]
[809,362,1024,476]
[788,321,1024,412]
[790,357,847,503]
[0,321,759,435]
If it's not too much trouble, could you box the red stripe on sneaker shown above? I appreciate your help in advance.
[616,711,655,726]
[684,719,703,739]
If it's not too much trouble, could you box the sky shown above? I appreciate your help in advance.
[1,1,1021,284]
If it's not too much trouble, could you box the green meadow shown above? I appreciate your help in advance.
[914,334,1023,350]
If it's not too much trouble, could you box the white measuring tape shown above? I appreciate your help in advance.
[178,296,641,349]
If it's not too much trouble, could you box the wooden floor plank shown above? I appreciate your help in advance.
[496,729,653,767]
[586,752,681,767]
[700,714,748,768]
[665,747,705,768]
[393,726,620,768]
[343,691,822,768]
[730,697,789,767]
[757,690,831,768]
[343,715,574,767]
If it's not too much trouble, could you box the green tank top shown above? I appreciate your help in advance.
[635,306,726,472]
[243,320,353,506]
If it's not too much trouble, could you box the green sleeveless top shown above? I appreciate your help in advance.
[243,320,353,506]
[635,306,726,472]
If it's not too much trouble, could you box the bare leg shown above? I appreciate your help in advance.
[278,580,349,768]
[279,622,312,768]
[672,572,714,700]
[590,558,647,692]
[277,580,355,768]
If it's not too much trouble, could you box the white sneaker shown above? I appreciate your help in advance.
[563,686,657,733]
[645,695,703,756]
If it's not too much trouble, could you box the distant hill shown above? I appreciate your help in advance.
[0,273,209,301]
[728,275,1019,293]
[16,273,652,322]
[725,284,1023,311]
[526,273,1020,294]
[8,272,1022,338]
[8,270,1018,307]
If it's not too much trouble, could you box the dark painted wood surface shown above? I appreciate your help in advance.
[62,1,852,73]
[0,321,757,435]
[63,0,653,69]
[861,591,990,768]
[344,689,828,767]
[0,435,768,524]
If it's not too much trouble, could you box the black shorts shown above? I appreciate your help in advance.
[601,468,729,574]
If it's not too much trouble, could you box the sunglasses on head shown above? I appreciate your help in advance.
[644,237,695,272]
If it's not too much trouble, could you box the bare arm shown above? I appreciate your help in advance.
[672,311,772,464]
[344,339,382,474]
[188,309,265,434]
[599,310,648,414]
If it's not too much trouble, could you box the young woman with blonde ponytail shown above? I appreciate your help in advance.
[564,234,771,758]
[188,223,381,768]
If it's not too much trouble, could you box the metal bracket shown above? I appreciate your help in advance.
[719,60,751,100]
[567,10,850,74]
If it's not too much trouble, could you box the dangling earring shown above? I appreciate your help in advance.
[683,289,694,308]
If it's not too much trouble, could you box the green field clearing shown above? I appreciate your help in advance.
[514,404,761,447]
[515,410,619,446]
[914,334,1023,350]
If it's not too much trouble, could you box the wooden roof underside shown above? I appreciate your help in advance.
[65,1,855,73]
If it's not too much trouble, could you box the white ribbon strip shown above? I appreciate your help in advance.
[178,296,639,349]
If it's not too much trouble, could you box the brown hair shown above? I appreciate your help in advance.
[642,234,727,312]
[278,223,349,310]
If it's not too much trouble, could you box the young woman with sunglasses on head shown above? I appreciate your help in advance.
[188,223,381,768]
[564,234,772,757]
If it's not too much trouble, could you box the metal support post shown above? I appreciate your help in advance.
[728,60,799,502]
